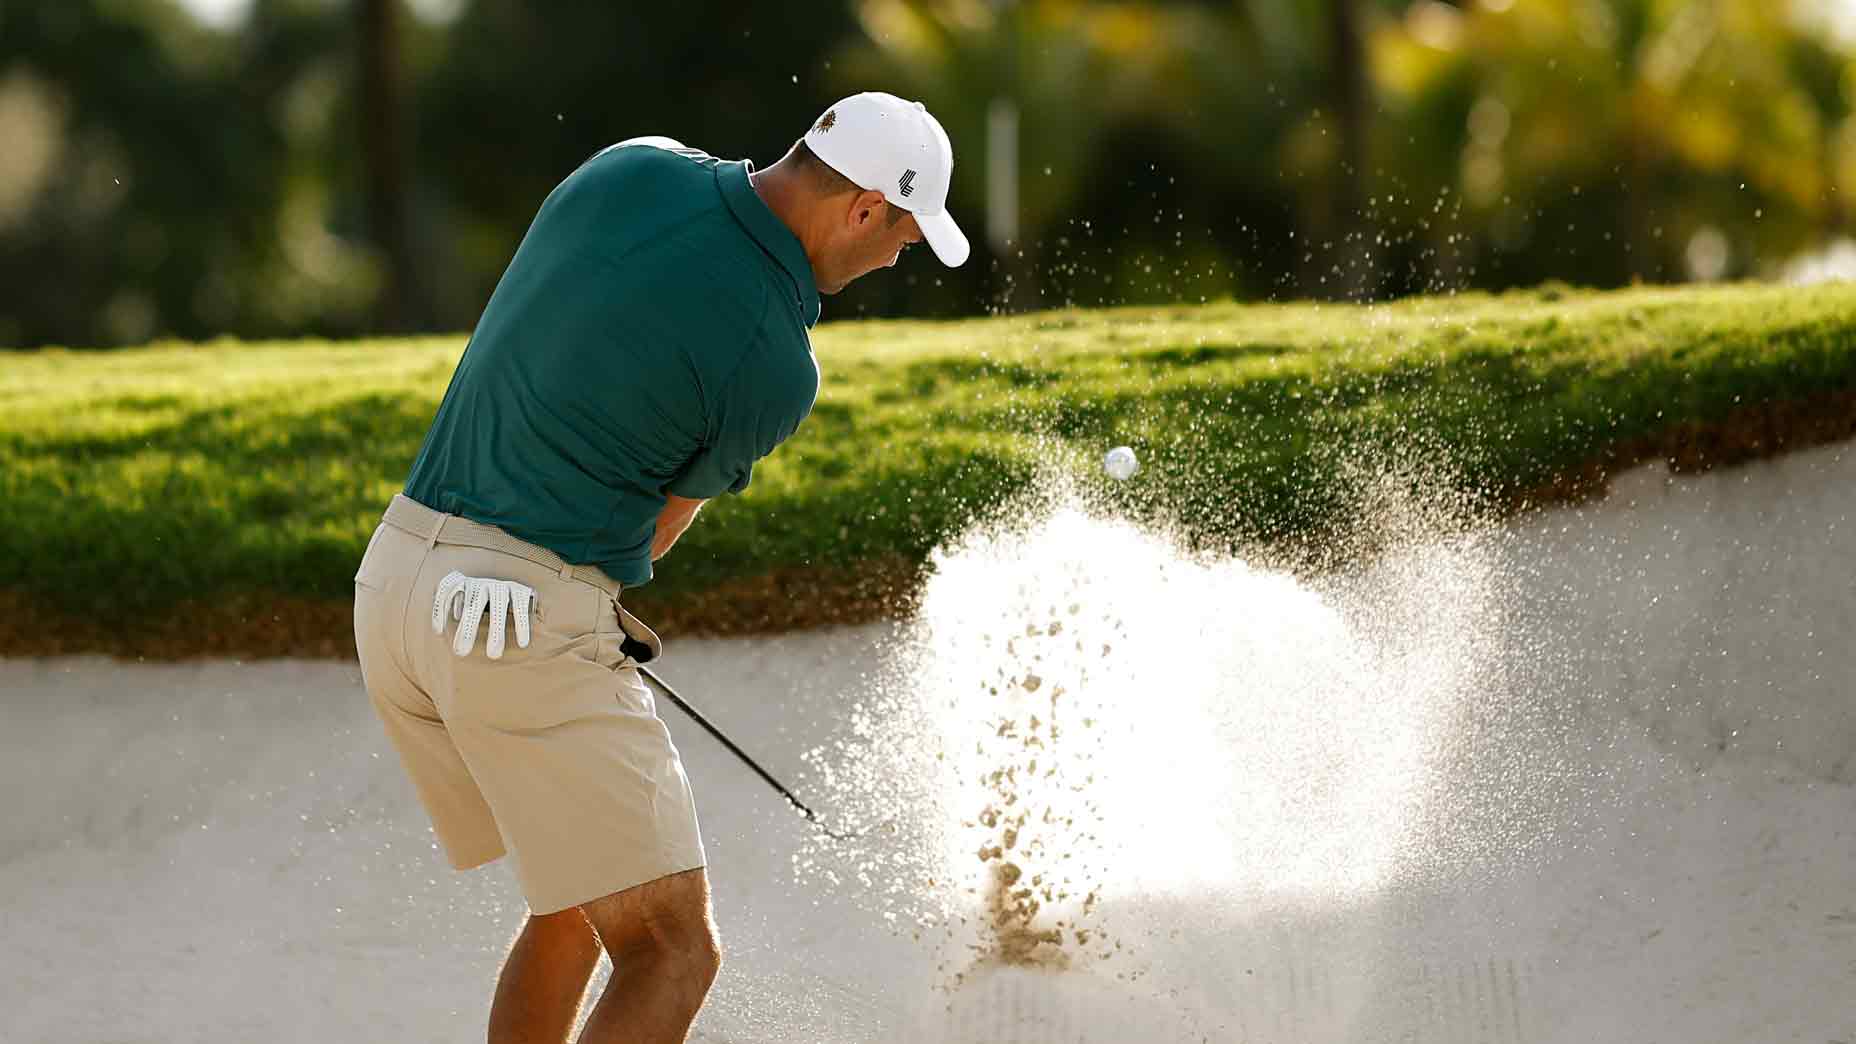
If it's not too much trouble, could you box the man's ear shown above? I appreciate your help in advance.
[848,189,888,229]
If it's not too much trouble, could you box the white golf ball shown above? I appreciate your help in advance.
[1103,445,1139,481]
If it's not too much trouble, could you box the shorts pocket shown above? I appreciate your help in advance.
[353,523,394,592]
[445,646,614,732]
[594,599,661,670]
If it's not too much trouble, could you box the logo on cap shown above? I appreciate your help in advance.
[898,169,917,198]
[814,110,837,133]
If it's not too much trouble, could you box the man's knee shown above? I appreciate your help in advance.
[580,868,721,982]
[523,905,600,950]
[682,924,723,991]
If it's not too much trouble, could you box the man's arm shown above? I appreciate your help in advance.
[652,494,705,561]
[655,333,816,567]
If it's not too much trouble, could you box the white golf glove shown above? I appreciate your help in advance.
[431,570,535,659]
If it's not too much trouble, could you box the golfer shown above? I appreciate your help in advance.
[352,92,966,1043]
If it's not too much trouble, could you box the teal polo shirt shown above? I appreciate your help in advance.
[403,140,821,587]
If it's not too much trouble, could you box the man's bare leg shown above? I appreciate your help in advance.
[488,906,605,1044]
[575,868,721,1044]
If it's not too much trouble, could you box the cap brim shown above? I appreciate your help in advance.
[917,209,970,268]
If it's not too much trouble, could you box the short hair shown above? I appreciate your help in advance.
[791,139,906,227]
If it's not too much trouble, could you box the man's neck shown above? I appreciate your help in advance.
[749,158,825,277]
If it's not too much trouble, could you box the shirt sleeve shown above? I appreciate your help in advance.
[664,335,817,499]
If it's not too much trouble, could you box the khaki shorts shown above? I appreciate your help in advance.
[353,494,706,915]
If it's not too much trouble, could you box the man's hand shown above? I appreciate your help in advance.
[432,570,535,659]
[652,495,706,561]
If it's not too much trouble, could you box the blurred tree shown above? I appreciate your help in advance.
[0,1,293,346]
[836,0,1281,309]
[1370,0,1854,289]
[0,0,404,347]
[357,0,422,332]
[412,1,865,329]
[3,0,1852,347]
[1325,0,1374,296]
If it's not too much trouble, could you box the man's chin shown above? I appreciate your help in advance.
[820,267,881,295]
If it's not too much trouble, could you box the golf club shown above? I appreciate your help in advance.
[638,663,860,842]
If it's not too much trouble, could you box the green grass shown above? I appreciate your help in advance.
[4,281,1854,623]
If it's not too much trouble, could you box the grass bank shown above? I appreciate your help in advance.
[3,281,1853,657]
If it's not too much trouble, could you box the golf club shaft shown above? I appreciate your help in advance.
[637,663,837,834]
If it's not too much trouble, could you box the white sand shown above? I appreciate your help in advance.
[3,442,1853,1042]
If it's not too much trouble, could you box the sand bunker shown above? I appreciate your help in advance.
[6,443,1852,1042]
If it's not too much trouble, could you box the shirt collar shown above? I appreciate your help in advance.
[715,160,821,329]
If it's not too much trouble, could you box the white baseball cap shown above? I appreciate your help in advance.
[803,92,970,267]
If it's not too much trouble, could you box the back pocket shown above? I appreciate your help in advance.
[354,522,407,592]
